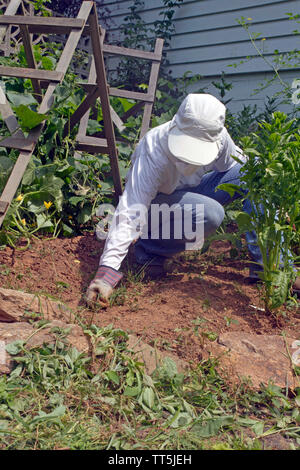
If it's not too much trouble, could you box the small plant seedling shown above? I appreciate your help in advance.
[224,316,239,327]
[201,331,218,342]
[202,298,211,311]
[191,317,208,337]
[0,264,11,276]
[55,281,70,290]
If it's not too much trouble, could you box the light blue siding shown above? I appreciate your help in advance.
[99,0,300,112]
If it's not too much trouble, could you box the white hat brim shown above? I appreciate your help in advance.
[168,125,220,165]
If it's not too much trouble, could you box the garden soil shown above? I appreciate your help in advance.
[0,232,299,364]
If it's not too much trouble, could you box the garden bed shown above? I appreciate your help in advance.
[0,232,299,366]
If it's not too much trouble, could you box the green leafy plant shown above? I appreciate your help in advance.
[0,42,126,245]
[1,323,299,449]
[219,112,300,313]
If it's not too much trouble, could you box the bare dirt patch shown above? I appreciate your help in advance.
[0,233,299,365]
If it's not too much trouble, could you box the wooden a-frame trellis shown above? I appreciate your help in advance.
[0,0,164,228]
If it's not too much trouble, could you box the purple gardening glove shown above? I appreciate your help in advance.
[86,265,123,306]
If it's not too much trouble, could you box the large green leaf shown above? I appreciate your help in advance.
[270,270,293,309]
[36,213,53,229]
[0,156,14,171]
[105,370,120,385]
[5,340,25,356]
[31,405,66,424]
[14,105,48,131]
[124,386,140,397]
[87,119,102,135]
[77,204,92,224]
[161,357,178,380]
[7,91,37,107]
[192,416,234,437]
[217,183,244,198]
[169,412,193,429]
[142,387,155,410]
[235,211,253,231]
[22,159,36,186]
[41,55,56,71]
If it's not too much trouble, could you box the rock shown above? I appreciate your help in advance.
[0,320,89,373]
[206,332,299,390]
[128,335,188,375]
[0,287,75,323]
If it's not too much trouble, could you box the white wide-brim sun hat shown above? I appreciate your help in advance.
[168,93,226,166]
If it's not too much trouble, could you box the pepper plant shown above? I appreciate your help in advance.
[219,112,300,313]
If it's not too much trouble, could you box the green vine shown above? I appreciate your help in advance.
[113,0,184,89]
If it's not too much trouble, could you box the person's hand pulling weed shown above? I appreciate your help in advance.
[86,266,123,308]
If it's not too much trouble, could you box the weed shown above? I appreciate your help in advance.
[224,316,239,327]
[109,287,127,307]
[0,322,299,449]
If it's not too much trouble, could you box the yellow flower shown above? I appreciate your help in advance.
[98,184,102,188]
[44,201,53,210]
[21,219,26,226]
[16,194,23,201]
[247,17,252,21]
[262,37,266,41]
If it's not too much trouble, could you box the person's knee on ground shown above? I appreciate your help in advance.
[134,197,225,278]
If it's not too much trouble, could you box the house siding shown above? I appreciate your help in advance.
[99,0,300,112]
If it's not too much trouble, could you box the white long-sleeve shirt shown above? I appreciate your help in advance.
[100,120,245,270]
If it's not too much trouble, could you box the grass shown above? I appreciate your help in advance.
[0,321,299,450]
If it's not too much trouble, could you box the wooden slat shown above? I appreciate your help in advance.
[0,101,23,135]
[122,101,144,121]
[19,20,43,103]
[0,65,64,82]
[79,82,154,103]
[0,15,85,29]
[27,25,85,35]
[76,135,108,153]
[88,5,122,198]
[110,105,126,133]
[109,87,153,103]
[102,43,162,62]
[0,201,9,215]
[78,82,100,93]
[140,38,164,138]
[0,136,35,151]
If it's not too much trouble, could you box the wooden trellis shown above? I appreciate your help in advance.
[0,0,163,228]
[0,0,49,56]
[76,34,164,151]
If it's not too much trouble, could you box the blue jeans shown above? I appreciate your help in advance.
[134,163,262,268]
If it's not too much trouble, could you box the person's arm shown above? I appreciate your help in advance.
[86,145,164,305]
